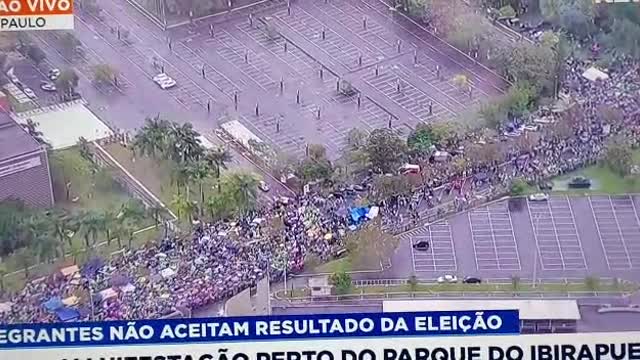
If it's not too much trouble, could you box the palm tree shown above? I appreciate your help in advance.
[119,200,146,224]
[168,122,204,164]
[222,172,259,215]
[13,247,36,279]
[148,205,165,227]
[25,214,57,261]
[70,242,84,264]
[204,147,232,180]
[98,209,117,247]
[50,210,73,257]
[133,116,171,159]
[171,192,195,222]
[79,211,102,249]
[189,160,212,215]
[35,235,59,263]
[171,163,194,197]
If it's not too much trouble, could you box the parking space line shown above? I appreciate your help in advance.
[588,195,640,270]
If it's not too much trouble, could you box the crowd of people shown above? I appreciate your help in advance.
[1,51,639,324]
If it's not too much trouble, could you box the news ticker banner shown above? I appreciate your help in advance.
[3,331,640,360]
[0,311,519,349]
[0,0,73,31]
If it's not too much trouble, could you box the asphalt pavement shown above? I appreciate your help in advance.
[388,195,640,283]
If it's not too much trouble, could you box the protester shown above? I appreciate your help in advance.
[1,55,638,325]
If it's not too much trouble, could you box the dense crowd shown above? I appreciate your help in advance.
[1,53,639,324]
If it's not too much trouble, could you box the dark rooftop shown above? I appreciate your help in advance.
[0,112,42,162]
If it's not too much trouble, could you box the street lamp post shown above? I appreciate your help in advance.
[532,214,540,288]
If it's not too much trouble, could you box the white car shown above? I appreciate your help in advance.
[437,275,458,284]
[23,87,37,99]
[529,193,549,201]
[523,124,539,132]
[153,73,177,89]
[40,81,56,92]
[258,180,270,192]
[48,68,60,81]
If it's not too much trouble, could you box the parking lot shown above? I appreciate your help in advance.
[161,0,505,159]
[528,197,587,271]
[403,221,457,273]
[468,203,521,271]
[398,195,640,282]
[589,195,640,270]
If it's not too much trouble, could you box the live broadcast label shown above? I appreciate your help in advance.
[0,0,74,31]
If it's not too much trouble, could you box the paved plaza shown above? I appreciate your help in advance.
[393,195,640,282]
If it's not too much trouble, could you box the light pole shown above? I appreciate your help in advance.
[532,214,540,288]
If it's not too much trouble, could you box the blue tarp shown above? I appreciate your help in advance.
[349,207,370,224]
[55,307,79,322]
[43,297,63,312]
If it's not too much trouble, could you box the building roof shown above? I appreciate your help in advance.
[12,101,113,150]
[382,300,581,320]
[0,112,42,162]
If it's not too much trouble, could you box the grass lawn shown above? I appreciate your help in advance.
[313,257,352,274]
[103,143,220,217]
[282,279,637,298]
[520,151,640,196]
[0,147,159,293]
[548,165,640,195]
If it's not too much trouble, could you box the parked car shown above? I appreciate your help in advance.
[258,181,270,192]
[153,73,177,89]
[48,68,60,81]
[436,274,458,284]
[523,124,539,132]
[528,193,549,201]
[23,87,37,99]
[463,276,482,284]
[539,182,553,191]
[568,176,591,189]
[413,240,430,252]
[40,81,56,92]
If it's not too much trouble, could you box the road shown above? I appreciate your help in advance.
[29,15,292,197]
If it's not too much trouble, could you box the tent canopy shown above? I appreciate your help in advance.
[43,297,63,312]
[582,67,609,82]
[55,307,80,322]
[0,302,12,314]
[98,288,118,302]
[59,265,79,277]
[63,296,79,307]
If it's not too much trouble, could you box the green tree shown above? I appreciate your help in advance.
[189,160,212,215]
[133,116,172,159]
[373,175,411,201]
[98,209,118,247]
[171,192,195,222]
[219,171,260,215]
[55,68,80,98]
[51,210,74,256]
[603,138,633,176]
[79,211,102,249]
[92,63,118,85]
[296,144,333,183]
[498,5,516,19]
[365,128,407,173]
[329,270,352,295]
[606,18,640,58]
[59,32,81,58]
[447,13,494,53]
[21,118,47,145]
[407,123,435,155]
[14,247,36,278]
[168,122,204,164]
[204,147,232,180]
[345,221,399,270]
[27,44,46,65]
